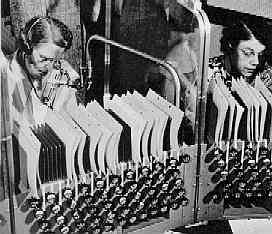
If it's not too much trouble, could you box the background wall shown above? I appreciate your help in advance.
[208,0,272,19]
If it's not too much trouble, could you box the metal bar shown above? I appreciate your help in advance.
[86,35,185,108]
[194,10,211,223]
[193,8,211,224]
[1,66,16,234]
[189,9,206,224]
[0,0,1,168]
[198,9,211,144]
[176,0,211,224]
[104,0,111,99]
[79,8,87,95]
[194,11,206,144]
[1,5,16,233]
[195,10,210,221]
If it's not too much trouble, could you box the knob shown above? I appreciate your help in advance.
[137,201,148,220]
[52,204,62,215]
[104,212,115,231]
[128,214,138,225]
[245,190,253,198]
[39,220,51,232]
[74,221,86,233]
[259,146,269,159]
[238,182,246,193]
[56,215,66,227]
[59,225,69,234]
[220,170,228,180]
[234,191,241,199]
[28,197,42,209]
[149,199,159,217]
[46,193,56,206]
[267,190,272,197]
[262,158,270,166]
[247,159,256,167]
[244,143,254,157]
[154,161,164,173]
[217,159,225,168]
[212,193,223,204]
[180,153,191,163]
[205,147,224,163]
[63,187,73,200]
[109,175,121,187]
[34,209,44,220]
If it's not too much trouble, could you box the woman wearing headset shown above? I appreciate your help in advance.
[7,16,79,126]
[2,16,79,194]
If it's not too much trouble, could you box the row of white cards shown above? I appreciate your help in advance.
[17,89,184,197]
[208,68,272,147]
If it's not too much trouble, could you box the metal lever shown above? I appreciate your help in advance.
[85,34,186,108]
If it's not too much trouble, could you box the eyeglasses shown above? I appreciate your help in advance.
[239,48,264,59]
[32,50,55,65]
[36,54,55,64]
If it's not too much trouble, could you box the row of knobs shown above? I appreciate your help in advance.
[204,142,272,206]
[24,154,190,233]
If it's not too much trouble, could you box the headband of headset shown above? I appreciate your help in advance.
[19,16,48,54]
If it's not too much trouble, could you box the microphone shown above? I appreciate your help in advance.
[46,78,82,89]
[46,65,83,90]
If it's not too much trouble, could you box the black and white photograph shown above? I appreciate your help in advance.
[1,0,272,233]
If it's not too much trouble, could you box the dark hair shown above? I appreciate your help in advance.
[220,21,265,54]
[21,16,73,51]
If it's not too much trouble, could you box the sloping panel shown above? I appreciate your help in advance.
[208,0,272,19]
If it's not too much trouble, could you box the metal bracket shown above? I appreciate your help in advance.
[185,220,208,228]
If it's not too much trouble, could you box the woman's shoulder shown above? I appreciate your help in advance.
[209,55,225,69]
[259,63,272,91]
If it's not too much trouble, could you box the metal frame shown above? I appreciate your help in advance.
[85,0,212,224]
[0,4,16,233]
[176,0,211,223]
[85,35,185,108]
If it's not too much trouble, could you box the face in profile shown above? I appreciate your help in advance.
[25,41,65,80]
[234,37,265,78]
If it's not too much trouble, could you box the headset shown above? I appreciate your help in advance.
[18,16,48,55]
